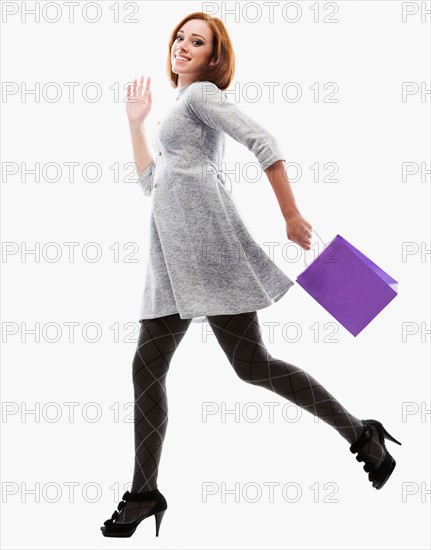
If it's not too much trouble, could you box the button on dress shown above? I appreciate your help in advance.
[136,80,295,323]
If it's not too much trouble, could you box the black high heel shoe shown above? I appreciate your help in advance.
[350,418,402,490]
[100,488,167,537]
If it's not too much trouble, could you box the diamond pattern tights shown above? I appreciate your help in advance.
[116,311,384,523]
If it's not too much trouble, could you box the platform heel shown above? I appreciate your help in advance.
[100,488,168,538]
[349,418,402,490]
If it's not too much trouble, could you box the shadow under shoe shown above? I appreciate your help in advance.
[100,488,167,538]
[350,418,402,490]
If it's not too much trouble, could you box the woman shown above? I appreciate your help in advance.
[101,12,401,538]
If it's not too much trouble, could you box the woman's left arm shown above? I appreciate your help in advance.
[183,81,312,250]
[265,160,312,251]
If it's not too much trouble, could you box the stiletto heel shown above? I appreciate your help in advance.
[382,426,402,446]
[349,418,402,490]
[154,509,166,536]
[100,488,167,538]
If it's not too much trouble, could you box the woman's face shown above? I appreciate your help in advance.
[171,19,215,85]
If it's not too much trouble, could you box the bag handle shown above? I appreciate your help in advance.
[303,228,327,268]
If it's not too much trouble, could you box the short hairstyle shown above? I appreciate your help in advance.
[166,12,235,91]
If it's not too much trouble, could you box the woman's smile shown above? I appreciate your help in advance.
[174,54,191,63]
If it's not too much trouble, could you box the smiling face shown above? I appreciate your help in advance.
[171,19,216,87]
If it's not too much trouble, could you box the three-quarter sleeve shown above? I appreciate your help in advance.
[183,81,286,172]
[136,161,155,196]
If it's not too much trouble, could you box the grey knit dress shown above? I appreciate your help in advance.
[135,80,295,324]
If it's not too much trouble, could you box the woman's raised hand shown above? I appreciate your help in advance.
[126,75,152,125]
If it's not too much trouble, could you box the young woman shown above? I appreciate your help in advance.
[101,12,401,538]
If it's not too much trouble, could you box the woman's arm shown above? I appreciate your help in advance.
[182,81,286,172]
[129,120,154,175]
[183,81,311,250]
[126,76,155,195]
[265,160,312,251]
[183,81,312,250]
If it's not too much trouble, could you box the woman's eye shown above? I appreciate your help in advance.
[175,35,203,46]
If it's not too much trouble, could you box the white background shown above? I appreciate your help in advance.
[1,0,430,549]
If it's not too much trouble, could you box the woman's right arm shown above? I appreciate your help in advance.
[126,76,155,195]
[129,119,154,175]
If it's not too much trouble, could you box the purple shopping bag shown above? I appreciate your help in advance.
[296,232,398,337]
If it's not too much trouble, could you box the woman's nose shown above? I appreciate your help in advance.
[178,39,190,51]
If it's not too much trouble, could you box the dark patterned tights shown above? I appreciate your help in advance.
[115,311,384,523]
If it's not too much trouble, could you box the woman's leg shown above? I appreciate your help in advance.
[116,313,192,523]
[206,311,385,467]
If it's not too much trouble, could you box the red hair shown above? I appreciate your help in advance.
[166,12,235,91]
